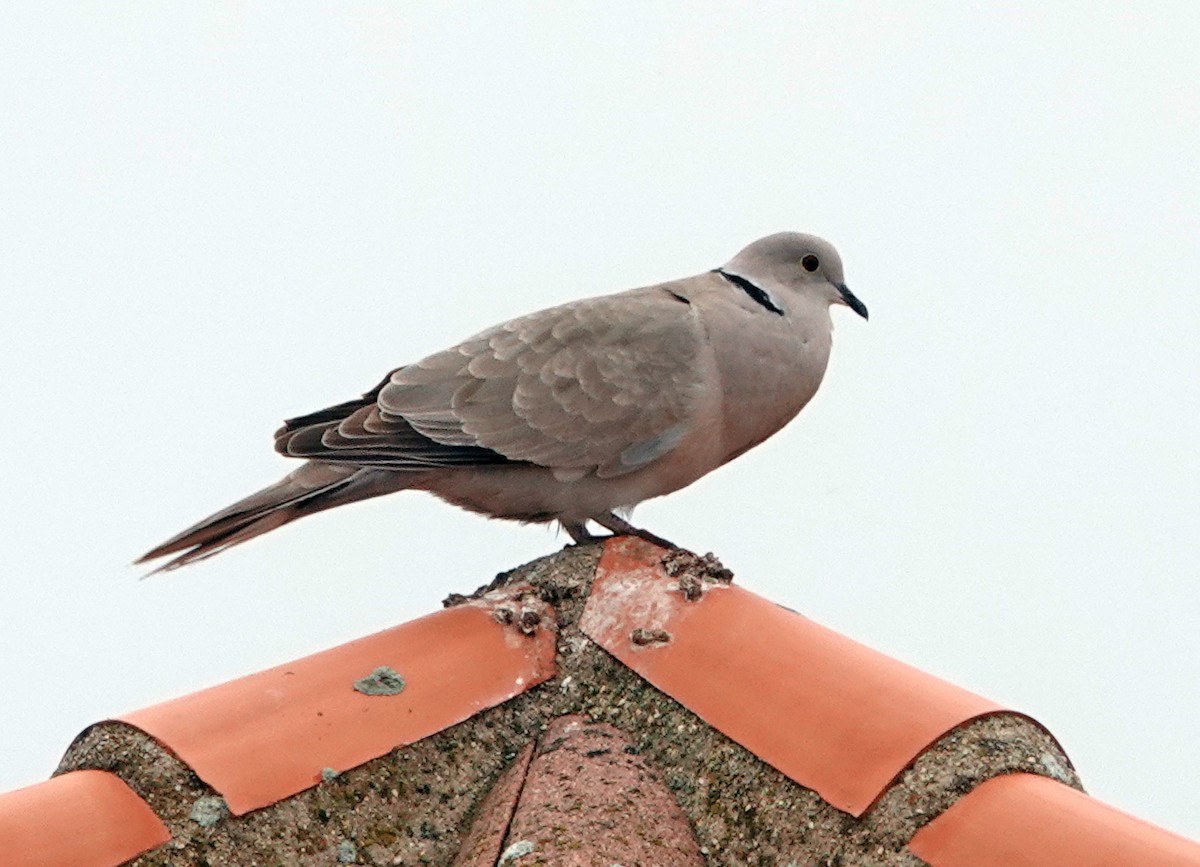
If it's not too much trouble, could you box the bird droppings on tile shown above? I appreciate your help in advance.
[498,840,535,864]
[630,627,671,646]
[677,571,705,601]
[518,607,542,634]
[336,839,357,863]
[454,585,554,644]
[661,549,734,584]
[189,794,228,827]
[660,549,734,601]
[352,666,406,696]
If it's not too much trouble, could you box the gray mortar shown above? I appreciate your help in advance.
[189,795,228,828]
[56,543,1081,866]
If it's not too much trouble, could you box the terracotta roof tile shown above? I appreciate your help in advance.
[0,769,169,867]
[6,541,1196,864]
[451,741,536,867]
[581,536,1046,815]
[120,597,556,814]
[909,772,1200,866]
[455,714,704,865]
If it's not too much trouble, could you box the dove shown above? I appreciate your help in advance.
[139,232,867,571]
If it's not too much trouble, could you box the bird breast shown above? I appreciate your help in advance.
[703,295,834,465]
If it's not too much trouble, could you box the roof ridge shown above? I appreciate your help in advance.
[0,538,1192,865]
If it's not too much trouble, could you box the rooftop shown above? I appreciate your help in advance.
[2,537,1197,866]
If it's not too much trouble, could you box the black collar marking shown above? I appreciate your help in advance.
[713,269,784,316]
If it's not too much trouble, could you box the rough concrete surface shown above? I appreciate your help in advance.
[56,543,1081,866]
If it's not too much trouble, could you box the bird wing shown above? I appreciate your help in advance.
[275,368,513,469]
[279,285,707,478]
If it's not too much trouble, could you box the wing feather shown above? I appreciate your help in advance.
[272,284,705,477]
[379,286,705,475]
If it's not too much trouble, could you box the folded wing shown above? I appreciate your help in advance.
[278,287,706,478]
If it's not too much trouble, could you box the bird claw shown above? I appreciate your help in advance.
[591,513,678,550]
[560,516,677,550]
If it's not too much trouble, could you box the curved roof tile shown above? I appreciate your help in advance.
[455,714,705,865]
[120,601,557,814]
[6,541,1194,864]
[909,772,1200,866]
[581,536,1044,815]
[0,770,169,867]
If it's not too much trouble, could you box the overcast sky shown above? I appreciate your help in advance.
[2,2,1197,840]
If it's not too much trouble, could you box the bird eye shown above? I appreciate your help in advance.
[801,254,820,272]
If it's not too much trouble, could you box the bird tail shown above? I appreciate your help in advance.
[136,463,413,573]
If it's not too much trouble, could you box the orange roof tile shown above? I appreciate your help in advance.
[581,536,1043,815]
[120,599,556,814]
[0,770,169,867]
[7,541,1195,864]
[452,741,535,867]
[502,715,704,864]
[909,772,1200,866]
[454,715,704,865]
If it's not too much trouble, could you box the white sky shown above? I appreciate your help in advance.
[2,2,1197,840]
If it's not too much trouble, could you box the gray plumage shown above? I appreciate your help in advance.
[139,232,867,571]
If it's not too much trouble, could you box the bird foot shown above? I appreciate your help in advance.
[560,516,677,550]
[591,513,678,550]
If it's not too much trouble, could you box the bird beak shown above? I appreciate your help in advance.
[836,283,868,320]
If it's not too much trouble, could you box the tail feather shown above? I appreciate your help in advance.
[137,463,414,573]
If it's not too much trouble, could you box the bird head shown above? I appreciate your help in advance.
[721,232,868,320]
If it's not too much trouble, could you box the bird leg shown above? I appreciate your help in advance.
[561,521,601,544]
[592,512,678,550]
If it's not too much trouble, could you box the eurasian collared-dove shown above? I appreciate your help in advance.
[140,232,867,571]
